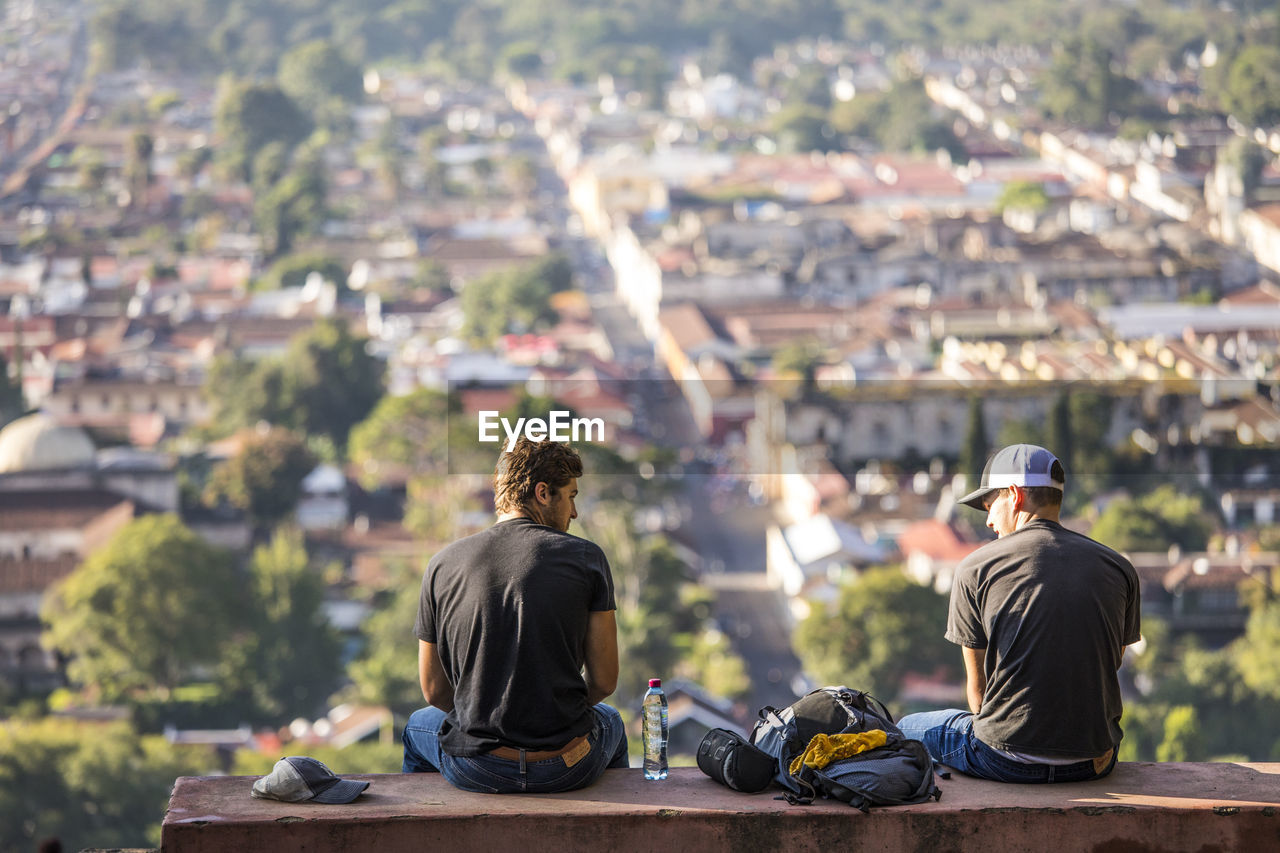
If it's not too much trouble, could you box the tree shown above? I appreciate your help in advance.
[279,318,385,451]
[959,396,989,495]
[1046,391,1073,477]
[253,146,328,257]
[0,353,23,428]
[1067,391,1114,502]
[204,353,289,435]
[214,79,312,182]
[348,388,452,487]
[994,181,1050,215]
[460,254,573,345]
[1156,705,1204,762]
[223,528,342,718]
[771,104,832,153]
[70,146,108,195]
[124,131,154,206]
[205,319,385,452]
[1038,36,1140,128]
[42,515,242,700]
[1089,485,1214,553]
[204,428,316,529]
[995,418,1043,449]
[1234,590,1280,702]
[1222,45,1280,129]
[793,566,959,702]
[277,40,363,113]
[0,718,209,852]
[343,559,427,717]
[258,252,346,292]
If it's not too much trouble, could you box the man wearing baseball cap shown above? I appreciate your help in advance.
[898,444,1141,782]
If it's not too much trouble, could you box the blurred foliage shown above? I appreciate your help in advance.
[348,387,454,487]
[213,78,312,184]
[342,559,429,718]
[42,517,341,725]
[0,718,210,852]
[206,318,385,453]
[231,738,404,776]
[1089,484,1215,553]
[219,528,344,719]
[793,566,961,704]
[460,253,573,345]
[277,40,364,113]
[1122,589,1280,762]
[258,252,348,293]
[204,427,316,529]
[42,515,242,701]
[830,77,964,162]
[993,181,1050,215]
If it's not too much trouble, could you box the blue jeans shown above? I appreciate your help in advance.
[897,709,1117,783]
[402,704,629,794]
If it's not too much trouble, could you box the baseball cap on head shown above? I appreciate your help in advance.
[959,444,1064,510]
[251,756,369,804]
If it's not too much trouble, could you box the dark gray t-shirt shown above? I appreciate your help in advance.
[415,517,616,756]
[947,518,1141,759]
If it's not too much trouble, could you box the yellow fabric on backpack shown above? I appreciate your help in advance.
[788,730,888,775]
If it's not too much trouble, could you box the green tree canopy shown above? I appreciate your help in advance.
[795,566,959,703]
[280,317,386,451]
[214,79,312,182]
[206,319,385,451]
[258,252,347,293]
[1038,36,1142,128]
[1222,45,1280,129]
[342,559,426,717]
[1089,484,1215,553]
[205,353,289,434]
[253,143,328,258]
[0,718,209,851]
[222,528,342,718]
[204,427,316,529]
[348,387,453,487]
[460,253,573,345]
[959,396,990,496]
[277,40,364,113]
[994,180,1050,214]
[771,104,833,153]
[42,515,242,700]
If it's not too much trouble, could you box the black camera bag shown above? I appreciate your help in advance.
[696,728,776,793]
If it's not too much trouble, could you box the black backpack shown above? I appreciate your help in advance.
[750,686,941,811]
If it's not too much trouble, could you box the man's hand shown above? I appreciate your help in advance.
[419,640,455,712]
[583,609,619,706]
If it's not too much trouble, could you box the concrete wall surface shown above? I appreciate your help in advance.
[163,762,1280,853]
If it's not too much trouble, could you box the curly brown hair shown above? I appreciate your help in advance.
[493,437,584,514]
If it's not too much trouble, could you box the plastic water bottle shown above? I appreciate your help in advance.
[642,678,668,780]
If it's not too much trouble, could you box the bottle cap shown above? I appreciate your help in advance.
[648,678,661,688]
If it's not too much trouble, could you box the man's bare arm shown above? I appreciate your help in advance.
[962,645,987,714]
[583,609,619,706]
[419,640,455,712]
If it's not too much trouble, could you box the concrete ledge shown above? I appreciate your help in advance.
[163,762,1280,852]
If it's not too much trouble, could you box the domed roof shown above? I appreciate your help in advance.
[0,413,96,473]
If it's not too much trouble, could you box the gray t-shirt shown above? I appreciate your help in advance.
[947,518,1141,759]
[415,517,616,756]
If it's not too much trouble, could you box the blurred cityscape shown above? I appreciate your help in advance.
[2,0,1280,847]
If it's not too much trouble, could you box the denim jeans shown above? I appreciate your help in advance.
[897,709,1117,783]
[402,703,629,793]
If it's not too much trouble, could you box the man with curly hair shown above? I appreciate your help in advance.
[402,436,628,792]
